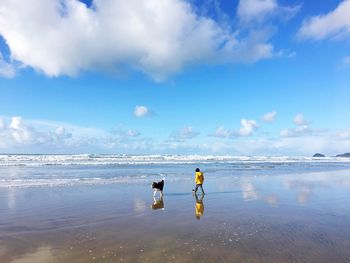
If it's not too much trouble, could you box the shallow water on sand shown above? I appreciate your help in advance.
[1,165,350,262]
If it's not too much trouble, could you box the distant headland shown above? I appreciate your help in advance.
[313,153,350,158]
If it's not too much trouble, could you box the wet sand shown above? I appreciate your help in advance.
[1,169,350,262]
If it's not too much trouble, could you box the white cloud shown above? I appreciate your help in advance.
[0,116,72,148]
[238,0,277,21]
[9,116,24,130]
[0,116,151,153]
[0,0,288,81]
[134,106,152,118]
[237,0,300,23]
[279,114,311,138]
[211,119,259,138]
[293,113,308,126]
[298,0,350,40]
[239,119,259,136]
[9,117,32,143]
[55,127,66,137]
[208,133,350,156]
[273,135,350,156]
[338,129,350,139]
[262,110,277,122]
[279,114,322,138]
[0,52,16,78]
[1,116,350,155]
[0,117,5,130]
[113,125,141,138]
[280,125,311,138]
[169,126,200,142]
[212,126,232,138]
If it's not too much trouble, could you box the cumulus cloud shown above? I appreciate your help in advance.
[211,119,259,138]
[238,119,259,136]
[134,105,152,118]
[0,116,72,149]
[298,0,350,40]
[0,116,152,153]
[237,0,300,23]
[280,114,318,138]
[262,110,277,122]
[293,113,308,126]
[9,117,32,143]
[0,0,291,81]
[169,126,200,142]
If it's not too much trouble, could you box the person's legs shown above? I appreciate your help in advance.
[199,184,205,194]
[194,184,199,193]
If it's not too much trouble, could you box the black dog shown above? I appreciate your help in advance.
[152,179,164,197]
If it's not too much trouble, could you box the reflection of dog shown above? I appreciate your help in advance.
[151,197,164,210]
[152,179,164,197]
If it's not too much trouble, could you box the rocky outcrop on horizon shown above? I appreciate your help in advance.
[336,153,350,157]
[313,153,325,157]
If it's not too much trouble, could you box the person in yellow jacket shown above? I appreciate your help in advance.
[193,168,205,194]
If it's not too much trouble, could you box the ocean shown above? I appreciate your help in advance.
[1,154,350,188]
[2,154,350,262]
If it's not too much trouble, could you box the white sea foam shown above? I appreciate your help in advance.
[0,154,349,167]
[0,177,152,188]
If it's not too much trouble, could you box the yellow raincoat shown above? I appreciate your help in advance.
[195,171,204,185]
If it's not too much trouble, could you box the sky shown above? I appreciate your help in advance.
[0,0,350,155]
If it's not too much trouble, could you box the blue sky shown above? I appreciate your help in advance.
[0,0,350,155]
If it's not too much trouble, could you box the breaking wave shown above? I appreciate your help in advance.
[0,154,349,167]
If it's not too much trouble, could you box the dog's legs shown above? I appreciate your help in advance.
[160,190,163,197]
[153,189,156,197]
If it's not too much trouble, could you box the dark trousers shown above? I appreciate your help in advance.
[195,184,205,194]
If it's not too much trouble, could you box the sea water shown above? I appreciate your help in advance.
[2,155,350,262]
[1,154,350,188]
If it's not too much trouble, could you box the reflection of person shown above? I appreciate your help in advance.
[195,193,204,220]
[193,168,205,194]
[151,196,164,210]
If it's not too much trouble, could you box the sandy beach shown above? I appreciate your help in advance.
[1,162,350,263]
